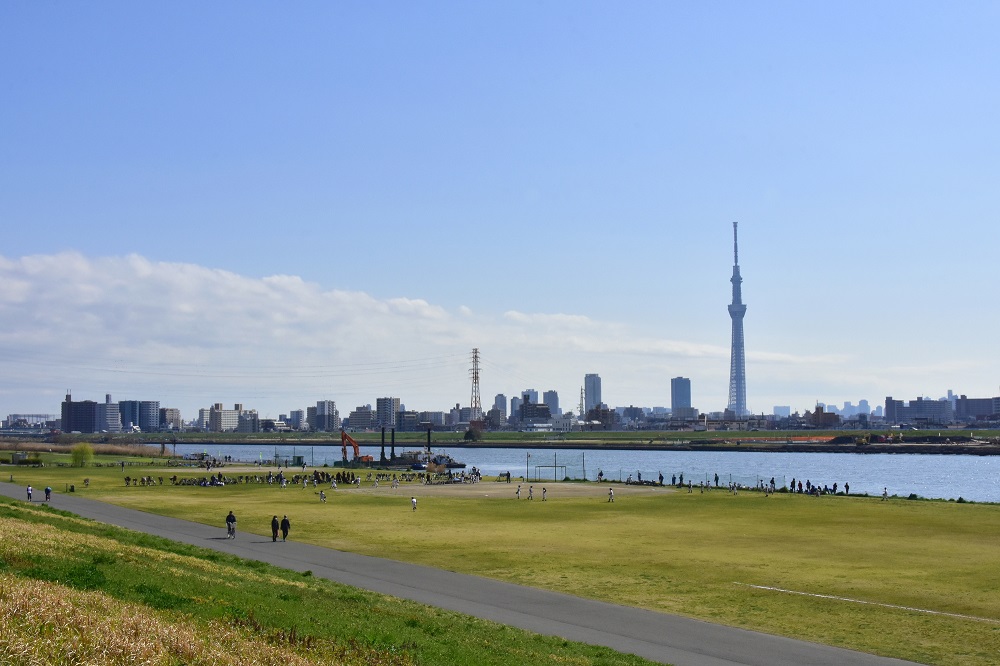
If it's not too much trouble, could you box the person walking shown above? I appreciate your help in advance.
[225,510,237,539]
[515,485,521,499]
[44,486,52,502]
[528,486,534,500]
[280,515,290,541]
[608,487,614,503]
[271,515,279,542]
[882,487,888,501]
[26,485,32,502]
[411,496,417,511]
[542,487,547,501]
[319,490,327,503]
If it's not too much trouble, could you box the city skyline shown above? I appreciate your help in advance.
[2,4,999,418]
[9,378,986,430]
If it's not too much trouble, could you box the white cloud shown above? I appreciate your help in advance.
[0,252,989,419]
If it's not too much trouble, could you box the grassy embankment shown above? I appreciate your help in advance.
[7,457,1000,666]
[0,496,658,666]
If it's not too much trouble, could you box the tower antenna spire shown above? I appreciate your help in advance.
[733,220,739,266]
[727,222,748,419]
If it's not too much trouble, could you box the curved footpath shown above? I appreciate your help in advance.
[0,483,921,666]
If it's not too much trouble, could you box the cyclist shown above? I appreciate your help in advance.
[225,510,237,539]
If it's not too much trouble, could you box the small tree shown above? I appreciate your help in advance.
[71,442,95,467]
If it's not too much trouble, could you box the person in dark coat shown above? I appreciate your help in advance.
[280,515,290,541]
[271,515,279,542]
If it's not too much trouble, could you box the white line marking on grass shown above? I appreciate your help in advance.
[737,583,1000,624]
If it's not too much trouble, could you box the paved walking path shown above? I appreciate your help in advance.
[0,483,921,666]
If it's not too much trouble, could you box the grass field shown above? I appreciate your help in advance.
[0,497,658,666]
[7,458,1000,665]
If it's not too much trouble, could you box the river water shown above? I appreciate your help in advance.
[171,444,1000,503]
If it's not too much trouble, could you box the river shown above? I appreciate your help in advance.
[172,443,1000,503]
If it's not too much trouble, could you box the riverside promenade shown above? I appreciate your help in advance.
[0,482,922,666]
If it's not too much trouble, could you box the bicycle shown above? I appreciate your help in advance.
[226,522,237,539]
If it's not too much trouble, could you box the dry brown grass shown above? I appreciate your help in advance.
[0,440,163,458]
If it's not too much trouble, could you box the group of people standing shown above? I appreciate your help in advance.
[514,484,547,501]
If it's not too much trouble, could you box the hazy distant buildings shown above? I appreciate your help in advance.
[542,390,560,417]
[418,411,446,427]
[773,406,791,418]
[954,395,1000,421]
[885,396,953,424]
[287,409,305,430]
[521,389,538,405]
[396,410,419,431]
[493,394,507,419]
[519,393,551,422]
[584,374,602,413]
[510,396,522,423]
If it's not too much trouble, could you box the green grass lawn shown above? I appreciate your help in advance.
[0,497,659,666]
[9,460,1000,665]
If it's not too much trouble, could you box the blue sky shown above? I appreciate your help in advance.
[2,2,998,420]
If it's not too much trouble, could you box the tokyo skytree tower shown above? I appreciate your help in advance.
[727,221,748,417]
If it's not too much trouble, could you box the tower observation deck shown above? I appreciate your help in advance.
[727,221,748,418]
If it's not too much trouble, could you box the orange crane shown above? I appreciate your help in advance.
[340,430,373,465]
[341,429,359,462]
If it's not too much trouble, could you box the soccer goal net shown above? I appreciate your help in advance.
[525,451,586,481]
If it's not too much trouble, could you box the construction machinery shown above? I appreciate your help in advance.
[340,430,372,466]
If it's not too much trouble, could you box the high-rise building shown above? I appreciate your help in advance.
[584,374,602,413]
[236,410,259,433]
[315,400,340,431]
[493,394,507,419]
[543,390,560,417]
[96,394,122,433]
[61,393,97,433]
[670,377,691,412]
[510,396,522,422]
[139,401,160,432]
[118,400,160,432]
[119,401,140,431]
[727,222,748,418]
[670,377,698,419]
[348,405,375,430]
[418,411,446,426]
[287,409,305,430]
[159,408,182,430]
[208,403,242,432]
[376,397,400,428]
[522,389,538,405]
